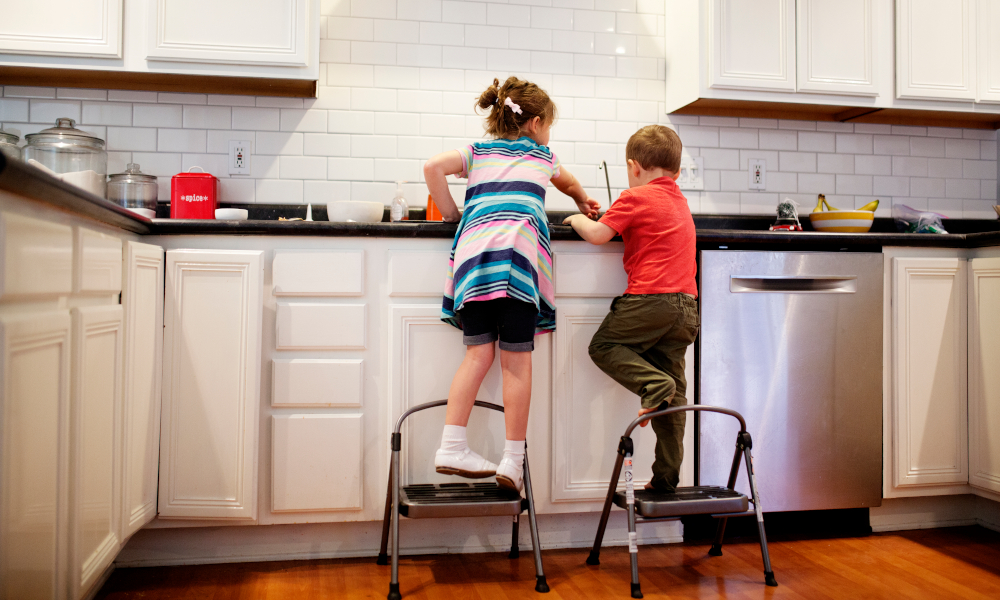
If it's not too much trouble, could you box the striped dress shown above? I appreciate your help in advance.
[442,137,559,334]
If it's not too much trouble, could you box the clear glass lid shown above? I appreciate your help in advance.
[0,129,18,145]
[25,118,105,149]
[108,163,157,183]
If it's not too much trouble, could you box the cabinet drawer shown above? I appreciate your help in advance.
[272,358,363,407]
[388,250,450,297]
[273,250,364,297]
[76,227,122,294]
[275,302,366,349]
[554,253,627,297]
[0,212,73,298]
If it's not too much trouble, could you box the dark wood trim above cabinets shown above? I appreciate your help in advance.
[671,99,1000,130]
[0,66,317,98]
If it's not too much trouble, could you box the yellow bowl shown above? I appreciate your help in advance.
[809,210,875,233]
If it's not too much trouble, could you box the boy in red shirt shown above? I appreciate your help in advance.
[563,124,698,493]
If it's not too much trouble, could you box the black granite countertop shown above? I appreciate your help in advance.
[2,153,998,250]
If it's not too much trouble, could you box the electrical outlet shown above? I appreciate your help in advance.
[677,154,704,191]
[748,159,766,190]
[229,140,251,176]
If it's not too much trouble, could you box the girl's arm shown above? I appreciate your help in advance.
[423,150,465,222]
[551,168,600,219]
[563,214,617,245]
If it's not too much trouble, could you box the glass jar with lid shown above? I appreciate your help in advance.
[23,118,107,197]
[0,129,19,161]
[107,163,158,217]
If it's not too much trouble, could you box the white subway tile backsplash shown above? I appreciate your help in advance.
[219,177,255,203]
[574,10,616,32]
[963,129,997,140]
[158,129,207,153]
[928,158,963,179]
[488,49,532,71]
[398,90,443,113]
[892,125,927,136]
[758,129,796,151]
[488,3,523,27]
[816,122,852,132]
[207,130,255,154]
[0,98,29,122]
[719,128,757,149]
[553,74,595,97]
[329,16,374,41]
[443,0,487,24]
[257,97,304,109]
[531,51,575,74]
[910,178,946,198]
[376,112,422,136]
[350,88,398,112]
[328,158,375,180]
[374,158,422,181]
[80,102,131,126]
[534,7,576,30]
[182,154,228,178]
[320,39,352,63]
[5,86,56,99]
[836,174,873,196]
[738,150,778,170]
[398,135,444,159]
[554,119,596,141]
[873,176,909,196]
[511,27,552,51]
[329,110,375,134]
[130,152,182,177]
[232,107,278,131]
[836,133,872,154]
[443,46,488,69]
[304,180,350,203]
[256,179,304,204]
[420,68,466,91]
[184,105,233,130]
[910,136,946,157]
[251,154,280,179]
[401,43,444,67]
[853,123,891,134]
[398,0,442,21]
[108,90,158,103]
[616,99,656,122]
[280,109,329,132]
[678,125,718,148]
[280,156,328,179]
[946,178,981,199]
[351,134,397,157]
[352,41,398,65]
[798,131,834,153]
[131,104,179,128]
[304,133,351,156]
[595,32,637,55]
[891,156,927,177]
[699,148,739,170]
[373,67,420,91]
[945,138,980,159]
[964,159,997,179]
[375,19,420,43]
[329,64,375,87]
[982,140,998,160]
[421,113,466,137]
[852,155,891,176]
[575,98,617,120]
[465,25,510,48]
[982,180,998,200]
[873,135,909,155]
[553,31,594,53]
[421,22,465,46]
[615,56,657,79]
[107,127,157,152]
[779,151,816,173]
[595,120,639,143]
[616,12,657,35]
[29,100,80,123]
[257,132,303,156]
[926,127,963,138]
[778,120,816,131]
[798,173,836,193]
[310,86,352,110]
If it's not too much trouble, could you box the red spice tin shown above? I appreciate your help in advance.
[170,167,218,219]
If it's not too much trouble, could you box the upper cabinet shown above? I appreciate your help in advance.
[710,0,796,91]
[0,0,319,95]
[896,0,976,101]
[797,0,879,95]
[0,0,123,58]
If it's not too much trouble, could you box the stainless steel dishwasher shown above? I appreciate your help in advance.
[699,251,882,512]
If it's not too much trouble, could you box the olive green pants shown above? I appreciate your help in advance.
[588,293,700,492]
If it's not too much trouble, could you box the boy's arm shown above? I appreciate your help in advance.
[563,214,617,245]
[423,150,465,222]
[551,168,600,218]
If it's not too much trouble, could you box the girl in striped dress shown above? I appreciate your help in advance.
[423,77,600,492]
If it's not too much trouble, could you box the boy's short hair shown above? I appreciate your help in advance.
[626,125,682,173]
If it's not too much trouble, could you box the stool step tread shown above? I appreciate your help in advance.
[400,483,526,519]
[613,485,748,518]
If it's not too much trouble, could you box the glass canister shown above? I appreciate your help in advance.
[107,163,158,214]
[0,129,19,161]
[23,118,107,197]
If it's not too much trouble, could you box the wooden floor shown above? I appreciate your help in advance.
[96,526,1000,599]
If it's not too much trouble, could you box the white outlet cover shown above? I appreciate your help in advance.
[229,140,252,176]
[748,158,766,190]
[677,155,704,191]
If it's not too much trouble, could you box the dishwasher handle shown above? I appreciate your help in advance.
[730,276,857,293]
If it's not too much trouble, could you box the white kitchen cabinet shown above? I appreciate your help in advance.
[897,0,976,101]
[0,311,72,600]
[120,241,163,537]
[797,0,879,95]
[890,256,969,489]
[977,0,1000,102]
[710,0,797,92]
[0,0,122,58]
[271,414,363,513]
[69,305,122,598]
[0,212,73,300]
[159,249,263,520]
[968,257,1000,494]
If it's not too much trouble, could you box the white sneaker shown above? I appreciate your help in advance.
[495,456,524,493]
[434,448,498,479]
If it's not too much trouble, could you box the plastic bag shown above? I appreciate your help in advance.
[892,203,948,234]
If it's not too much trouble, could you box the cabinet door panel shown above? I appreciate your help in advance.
[159,250,263,520]
[891,257,968,488]
[145,0,309,67]
[0,311,71,600]
[121,242,164,537]
[271,414,362,512]
[797,0,878,95]
[70,305,122,597]
[76,228,123,294]
[0,212,73,300]
[897,0,976,100]
[969,257,1000,493]
[0,0,122,58]
[711,0,796,91]
[978,0,1000,102]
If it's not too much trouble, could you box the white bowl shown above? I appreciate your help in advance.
[215,208,249,220]
[326,201,384,223]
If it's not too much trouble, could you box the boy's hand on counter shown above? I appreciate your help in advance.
[576,197,601,220]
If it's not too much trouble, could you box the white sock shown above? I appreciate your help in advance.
[503,439,525,464]
[440,425,469,453]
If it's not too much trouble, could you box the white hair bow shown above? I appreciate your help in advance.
[504,96,522,115]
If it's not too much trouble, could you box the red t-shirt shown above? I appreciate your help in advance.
[598,177,698,297]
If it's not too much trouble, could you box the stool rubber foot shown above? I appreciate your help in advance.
[630,582,643,598]
[708,545,723,557]
[586,551,600,565]
[765,571,778,587]
[387,582,402,600]
[535,575,550,593]
[508,548,519,559]
[376,553,388,566]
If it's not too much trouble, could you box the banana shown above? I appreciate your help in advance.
[858,199,880,212]
[822,198,839,211]
[813,194,826,213]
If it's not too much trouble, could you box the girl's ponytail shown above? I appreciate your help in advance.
[475,76,556,140]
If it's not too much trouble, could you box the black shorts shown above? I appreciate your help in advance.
[459,298,538,352]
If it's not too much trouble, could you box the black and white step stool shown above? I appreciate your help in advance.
[586,405,778,598]
[376,399,549,600]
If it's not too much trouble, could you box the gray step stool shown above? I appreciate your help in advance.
[377,399,549,600]
[587,405,777,598]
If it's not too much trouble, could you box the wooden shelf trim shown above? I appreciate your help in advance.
[0,66,316,98]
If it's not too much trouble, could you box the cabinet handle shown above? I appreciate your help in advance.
[730,277,857,293]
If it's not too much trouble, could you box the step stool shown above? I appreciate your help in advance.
[587,405,777,598]
[376,399,549,600]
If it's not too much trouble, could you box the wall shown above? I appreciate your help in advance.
[0,0,997,219]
